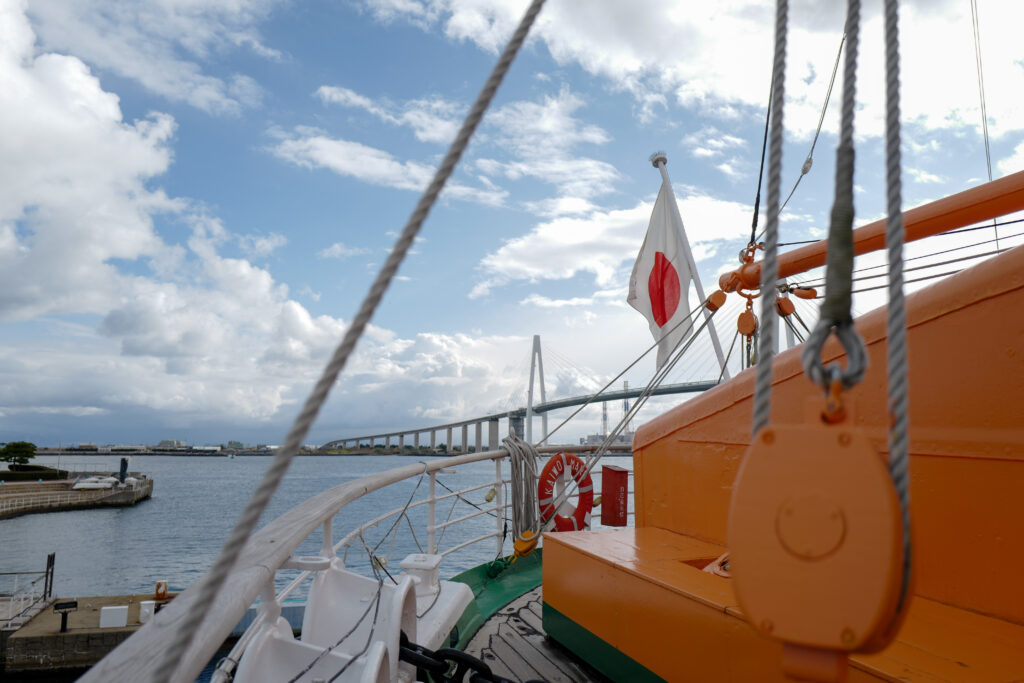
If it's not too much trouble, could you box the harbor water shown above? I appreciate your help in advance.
[1,453,632,602]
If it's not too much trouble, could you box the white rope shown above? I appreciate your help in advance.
[502,432,540,542]
[751,0,788,436]
[883,0,913,615]
[152,2,547,679]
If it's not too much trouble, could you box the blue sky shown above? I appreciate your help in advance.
[2,0,1023,447]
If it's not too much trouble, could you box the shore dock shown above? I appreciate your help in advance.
[0,477,153,520]
[1,592,173,679]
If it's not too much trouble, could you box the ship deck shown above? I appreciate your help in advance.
[464,586,608,683]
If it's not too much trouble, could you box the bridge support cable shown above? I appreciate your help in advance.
[541,302,705,445]
[148,1,550,680]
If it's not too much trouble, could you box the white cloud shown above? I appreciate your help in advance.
[478,85,617,205]
[318,242,371,259]
[26,0,282,115]
[907,168,947,185]
[317,85,462,144]
[998,140,1024,177]
[360,1,1024,142]
[269,126,508,206]
[469,187,752,298]
[238,232,287,257]
[521,294,593,308]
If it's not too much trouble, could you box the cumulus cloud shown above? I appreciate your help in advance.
[26,0,282,115]
[238,232,287,257]
[476,85,618,207]
[269,126,508,206]
[317,85,462,144]
[318,242,371,259]
[358,0,1024,142]
[469,187,751,298]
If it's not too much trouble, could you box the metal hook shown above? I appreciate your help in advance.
[801,318,868,391]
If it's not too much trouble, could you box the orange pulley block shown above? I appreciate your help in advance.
[793,286,817,299]
[776,296,796,317]
[728,421,906,682]
[706,289,728,312]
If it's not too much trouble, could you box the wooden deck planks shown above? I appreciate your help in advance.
[465,586,609,683]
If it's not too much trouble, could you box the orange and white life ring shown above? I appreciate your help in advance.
[538,452,593,532]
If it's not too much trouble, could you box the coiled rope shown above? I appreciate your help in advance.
[502,432,540,544]
[751,0,788,436]
[153,2,548,680]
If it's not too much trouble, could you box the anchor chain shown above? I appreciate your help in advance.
[399,632,546,683]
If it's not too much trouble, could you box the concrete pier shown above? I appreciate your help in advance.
[1,592,173,677]
[0,478,153,520]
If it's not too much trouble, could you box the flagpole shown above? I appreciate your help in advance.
[650,152,731,380]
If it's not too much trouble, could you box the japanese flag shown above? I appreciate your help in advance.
[627,181,694,369]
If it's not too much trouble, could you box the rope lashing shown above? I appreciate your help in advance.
[801,0,868,395]
[151,2,549,681]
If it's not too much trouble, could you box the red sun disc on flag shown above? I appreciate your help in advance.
[649,251,680,327]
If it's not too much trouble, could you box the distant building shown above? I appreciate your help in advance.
[156,439,186,449]
[579,431,634,447]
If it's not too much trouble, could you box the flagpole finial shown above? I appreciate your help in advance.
[650,151,667,168]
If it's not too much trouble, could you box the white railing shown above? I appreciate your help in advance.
[80,445,629,683]
[0,565,52,628]
[0,488,117,516]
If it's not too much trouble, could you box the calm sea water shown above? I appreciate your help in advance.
[1,453,632,600]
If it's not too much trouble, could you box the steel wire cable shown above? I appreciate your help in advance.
[151,2,548,680]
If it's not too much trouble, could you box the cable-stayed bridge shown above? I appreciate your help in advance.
[320,335,720,453]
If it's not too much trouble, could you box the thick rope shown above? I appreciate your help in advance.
[751,0,788,436]
[801,0,868,392]
[884,0,912,615]
[152,2,547,680]
[502,432,539,541]
[822,0,859,325]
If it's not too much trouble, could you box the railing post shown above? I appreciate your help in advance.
[494,458,504,557]
[321,518,333,559]
[428,472,437,553]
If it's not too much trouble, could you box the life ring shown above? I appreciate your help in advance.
[538,452,594,531]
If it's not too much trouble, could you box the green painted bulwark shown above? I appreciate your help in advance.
[543,602,665,683]
[448,550,543,649]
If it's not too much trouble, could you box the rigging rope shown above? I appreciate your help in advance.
[778,32,846,217]
[153,2,548,680]
[884,0,912,615]
[801,0,868,393]
[970,0,1000,250]
[542,308,719,530]
[751,0,788,435]
[750,82,773,246]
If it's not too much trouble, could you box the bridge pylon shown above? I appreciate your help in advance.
[525,334,548,445]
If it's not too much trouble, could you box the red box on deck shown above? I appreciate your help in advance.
[600,465,629,526]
